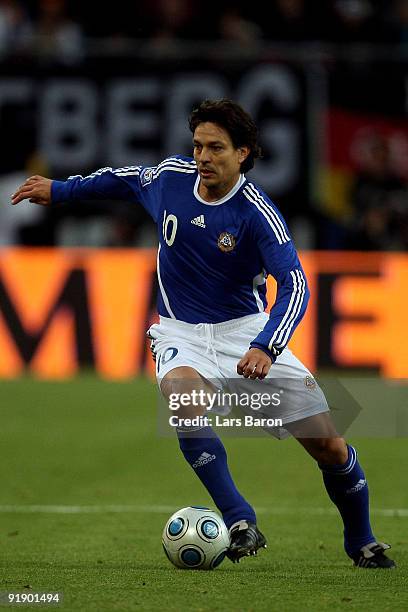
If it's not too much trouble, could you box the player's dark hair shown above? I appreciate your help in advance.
[189,99,261,173]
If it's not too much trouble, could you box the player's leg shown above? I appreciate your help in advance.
[150,317,267,561]
[220,313,394,567]
[287,413,395,568]
[161,365,257,530]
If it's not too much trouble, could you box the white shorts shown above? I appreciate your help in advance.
[148,313,329,438]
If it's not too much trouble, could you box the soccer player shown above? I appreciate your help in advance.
[11,99,395,568]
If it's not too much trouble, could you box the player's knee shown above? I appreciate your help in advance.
[160,368,210,418]
[160,367,200,400]
[308,438,348,466]
[320,438,348,465]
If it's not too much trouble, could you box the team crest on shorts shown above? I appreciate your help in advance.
[218,232,236,252]
[141,167,154,187]
[305,375,316,390]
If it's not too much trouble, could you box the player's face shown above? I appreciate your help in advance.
[193,122,249,200]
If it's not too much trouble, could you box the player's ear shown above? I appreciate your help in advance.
[237,146,250,164]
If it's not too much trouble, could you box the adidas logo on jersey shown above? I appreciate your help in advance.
[191,215,206,228]
[192,451,216,468]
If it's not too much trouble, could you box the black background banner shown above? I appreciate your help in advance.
[0,59,308,213]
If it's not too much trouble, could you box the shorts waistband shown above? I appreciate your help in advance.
[159,312,266,336]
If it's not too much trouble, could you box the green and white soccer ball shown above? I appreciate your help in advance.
[162,506,230,570]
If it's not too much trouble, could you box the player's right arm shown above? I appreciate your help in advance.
[12,175,52,207]
[11,164,162,222]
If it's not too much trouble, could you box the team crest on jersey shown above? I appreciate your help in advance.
[141,167,154,187]
[218,232,236,252]
[305,375,316,390]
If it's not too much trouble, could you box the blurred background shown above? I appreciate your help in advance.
[0,0,407,379]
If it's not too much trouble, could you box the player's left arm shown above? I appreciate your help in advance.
[237,203,309,380]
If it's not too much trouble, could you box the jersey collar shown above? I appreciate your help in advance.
[194,174,246,206]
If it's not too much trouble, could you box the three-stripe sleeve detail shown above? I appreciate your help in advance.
[268,269,306,350]
[243,183,290,245]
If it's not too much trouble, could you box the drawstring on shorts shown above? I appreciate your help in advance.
[194,322,220,369]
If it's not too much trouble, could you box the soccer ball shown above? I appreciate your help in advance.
[162,506,230,570]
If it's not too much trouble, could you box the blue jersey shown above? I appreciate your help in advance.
[51,156,309,359]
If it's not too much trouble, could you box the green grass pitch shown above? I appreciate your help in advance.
[1,377,407,611]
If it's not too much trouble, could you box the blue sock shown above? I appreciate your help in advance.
[177,426,256,528]
[319,444,375,557]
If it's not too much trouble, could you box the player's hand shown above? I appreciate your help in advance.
[146,327,159,362]
[237,348,272,380]
[11,176,52,206]
[146,332,157,362]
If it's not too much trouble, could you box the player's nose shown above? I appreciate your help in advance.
[199,147,211,163]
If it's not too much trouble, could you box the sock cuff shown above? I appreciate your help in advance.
[176,425,217,439]
[319,444,357,475]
